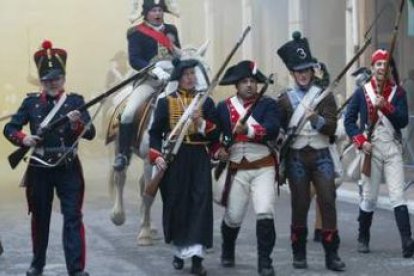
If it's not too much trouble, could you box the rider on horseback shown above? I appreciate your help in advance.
[113,0,181,171]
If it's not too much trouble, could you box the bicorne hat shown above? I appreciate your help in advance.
[277,31,316,71]
[34,40,67,81]
[219,60,270,86]
[142,0,172,16]
[170,58,200,81]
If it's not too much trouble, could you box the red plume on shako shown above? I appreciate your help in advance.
[41,40,53,50]
[34,40,67,81]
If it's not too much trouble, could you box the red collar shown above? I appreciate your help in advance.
[370,78,394,100]
[238,95,257,108]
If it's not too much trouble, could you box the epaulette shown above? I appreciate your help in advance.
[26,92,40,97]
[67,92,84,98]
[164,23,177,33]
[127,25,139,37]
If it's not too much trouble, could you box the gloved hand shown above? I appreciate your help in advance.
[155,60,173,71]
[23,135,41,147]
[151,67,170,81]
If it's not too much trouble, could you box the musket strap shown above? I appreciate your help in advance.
[287,85,321,130]
[229,96,260,127]
[40,93,67,128]
[364,81,397,137]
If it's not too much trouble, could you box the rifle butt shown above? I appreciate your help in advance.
[361,153,372,177]
[144,168,166,198]
[8,146,30,169]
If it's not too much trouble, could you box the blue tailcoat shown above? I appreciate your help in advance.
[344,85,408,141]
[216,96,280,144]
[127,23,180,70]
[3,91,95,273]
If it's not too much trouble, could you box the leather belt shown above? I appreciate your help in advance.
[230,155,275,170]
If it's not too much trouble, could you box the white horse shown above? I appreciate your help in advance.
[105,43,210,245]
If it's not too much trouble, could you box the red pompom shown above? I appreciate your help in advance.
[41,40,53,50]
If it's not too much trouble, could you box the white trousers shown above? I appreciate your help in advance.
[224,166,276,227]
[120,77,162,124]
[360,139,406,212]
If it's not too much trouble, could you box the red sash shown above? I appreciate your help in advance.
[136,23,173,51]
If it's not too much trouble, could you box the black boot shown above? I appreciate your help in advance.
[357,209,373,253]
[191,256,207,276]
[0,240,3,256]
[257,219,276,276]
[322,230,346,272]
[26,267,43,276]
[113,123,134,171]
[172,256,184,270]
[291,226,307,269]
[221,221,240,267]
[394,205,414,258]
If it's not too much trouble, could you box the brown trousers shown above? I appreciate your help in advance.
[287,146,337,230]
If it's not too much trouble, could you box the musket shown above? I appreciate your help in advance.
[0,113,14,122]
[362,0,406,177]
[213,73,274,181]
[7,63,155,169]
[144,26,252,198]
[337,4,389,114]
[278,37,372,173]
[363,5,387,40]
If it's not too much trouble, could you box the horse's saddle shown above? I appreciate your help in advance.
[105,91,156,147]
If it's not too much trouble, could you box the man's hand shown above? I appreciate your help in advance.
[375,96,387,109]
[234,121,248,135]
[67,110,82,123]
[155,60,173,71]
[155,156,167,171]
[22,135,41,147]
[362,141,372,155]
[192,110,203,127]
[216,147,230,161]
[152,67,170,81]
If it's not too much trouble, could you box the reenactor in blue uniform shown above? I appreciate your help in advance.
[3,40,95,276]
[148,59,219,276]
[345,49,414,258]
[213,61,279,276]
[113,0,181,170]
[276,32,346,272]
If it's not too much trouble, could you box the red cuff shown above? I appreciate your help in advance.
[252,124,267,142]
[352,134,367,149]
[380,102,395,115]
[10,131,27,146]
[149,148,162,164]
[205,120,216,134]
